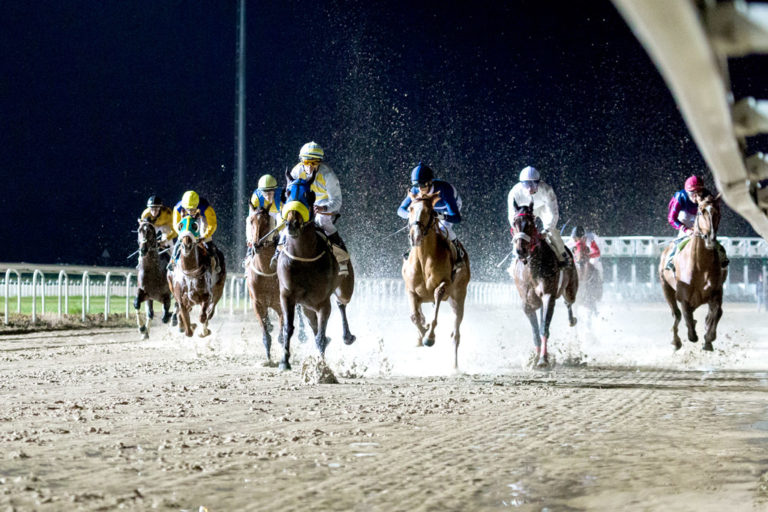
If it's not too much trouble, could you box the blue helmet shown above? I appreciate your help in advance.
[410,163,434,185]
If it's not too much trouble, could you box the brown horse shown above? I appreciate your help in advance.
[402,192,470,370]
[167,217,226,337]
[245,208,282,363]
[659,194,725,351]
[511,204,578,367]
[277,174,356,370]
[573,241,603,319]
[134,220,173,339]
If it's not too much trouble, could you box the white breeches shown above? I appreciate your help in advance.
[545,229,567,259]
[438,220,457,241]
[314,213,338,235]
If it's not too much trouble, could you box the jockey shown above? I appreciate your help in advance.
[172,190,221,274]
[139,195,176,250]
[666,175,729,268]
[246,174,284,260]
[508,166,572,268]
[397,163,467,269]
[287,141,350,275]
[569,225,603,278]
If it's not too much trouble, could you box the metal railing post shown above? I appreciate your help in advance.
[104,272,112,321]
[4,269,20,325]
[57,270,68,318]
[81,271,90,322]
[31,270,44,324]
[123,273,132,318]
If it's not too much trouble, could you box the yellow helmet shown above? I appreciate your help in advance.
[181,190,200,209]
[257,174,278,191]
[299,141,324,162]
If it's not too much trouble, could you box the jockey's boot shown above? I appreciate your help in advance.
[204,241,221,274]
[452,239,466,269]
[327,232,350,276]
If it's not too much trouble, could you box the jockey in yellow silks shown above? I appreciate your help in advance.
[139,195,176,250]
[246,174,284,260]
[172,190,221,273]
[508,166,573,269]
[285,141,350,275]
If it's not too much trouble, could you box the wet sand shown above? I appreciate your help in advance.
[0,301,767,511]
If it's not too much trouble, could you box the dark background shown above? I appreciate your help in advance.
[1,1,761,279]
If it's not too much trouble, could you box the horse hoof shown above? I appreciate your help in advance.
[688,334,699,343]
[703,342,714,352]
[672,340,682,351]
[422,336,435,347]
[343,334,356,346]
[279,361,291,371]
[162,315,171,324]
[200,329,211,338]
[171,316,178,327]
[142,332,149,341]
[536,356,549,368]
[185,331,194,338]
[570,318,578,327]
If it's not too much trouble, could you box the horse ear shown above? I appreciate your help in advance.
[513,199,521,214]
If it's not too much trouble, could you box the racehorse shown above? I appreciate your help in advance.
[573,241,603,319]
[511,204,578,367]
[167,217,226,337]
[245,207,282,363]
[402,192,470,370]
[276,172,356,370]
[659,194,725,351]
[134,220,173,339]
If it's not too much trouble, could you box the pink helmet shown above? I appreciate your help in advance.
[684,175,703,192]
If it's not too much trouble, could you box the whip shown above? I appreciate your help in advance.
[495,249,515,268]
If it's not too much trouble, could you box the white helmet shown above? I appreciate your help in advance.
[519,166,540,182]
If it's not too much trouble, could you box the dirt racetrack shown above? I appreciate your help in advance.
[1,298,767,511]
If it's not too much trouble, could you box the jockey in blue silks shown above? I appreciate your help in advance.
[246,174,284,262]
[397,163,467,269]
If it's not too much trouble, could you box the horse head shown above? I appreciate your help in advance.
[694,193,721,250]
[407,192,439,246]
[177,216,201,257]
[248,207,273,251]
[137,220,158,257]
[283,173,316,238]
[512,203,540,262]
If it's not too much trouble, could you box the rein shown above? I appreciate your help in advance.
[282,249,325,262]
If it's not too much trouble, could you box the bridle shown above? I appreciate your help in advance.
[693,203,717,250]
[512,210,540,262]
[137,221,157,258]
[408,198,437,244]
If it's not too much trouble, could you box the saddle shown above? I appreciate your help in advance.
[664,236,691,272]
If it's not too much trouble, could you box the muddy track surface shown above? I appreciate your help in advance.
[1,303,767,511]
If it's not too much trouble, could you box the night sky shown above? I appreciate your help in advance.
[1,1,759,279]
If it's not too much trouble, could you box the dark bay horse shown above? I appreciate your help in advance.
[277,174,356,370]
[659,194,725,351]
[246,207,282,363]
[168,217,226,337]
[135,220,173,339]
[573,241,603,319]
[402,192,470,370]
[511,204,578,367]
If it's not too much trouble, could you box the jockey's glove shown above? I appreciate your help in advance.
[437,213,446,221]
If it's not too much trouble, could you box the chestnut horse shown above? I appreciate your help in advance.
[659,194,725,351]
[573,241,603,319]
[402,192,470,370]
[134,220,173,339]
[167,217,226,337]
[245,207,282,363]
[511,204,578,367]
[277,173,356,370]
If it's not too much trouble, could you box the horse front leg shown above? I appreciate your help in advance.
[407,292,427,346]
[538,294,556,367]
[661,279,682,349]
[297,304,309,344]
[448,293,466,371]
[523,305,541,360]
[199,300,211,337]
[680,301,698,343]
[423,282,447,347]
[336,300,356,345]
[315,300,333,356]
[280,295,296,371]
[253,300,272,362]
[161,294,172,324]
[134,289,148,339]
[703,293,723,351]
[177,301,194,337]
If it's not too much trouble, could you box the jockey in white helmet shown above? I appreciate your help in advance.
[286,142,350,275]
[508,166,572,268]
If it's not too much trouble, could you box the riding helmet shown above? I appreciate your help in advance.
[519,166,540,182]
[410,163,434,185]
[571,226,585,238]
[146,195,163,208]
[684,175,703,192]
[258,174,278,191]
[182,190,200,210]
[299,141,324,162]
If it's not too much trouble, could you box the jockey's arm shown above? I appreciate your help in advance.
[158,209,177,241]
[397,193,412,220]
[316,168,342,213]
[589,240,601,258]
[172,207,182,234]
[667,194,686,231]
[507,186,522,228]
[537,184,559,230]
[201,206,218,239]
[139,207,152,223]
[436,183,461,223]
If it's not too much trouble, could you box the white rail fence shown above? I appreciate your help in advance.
[1,236,766,324]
